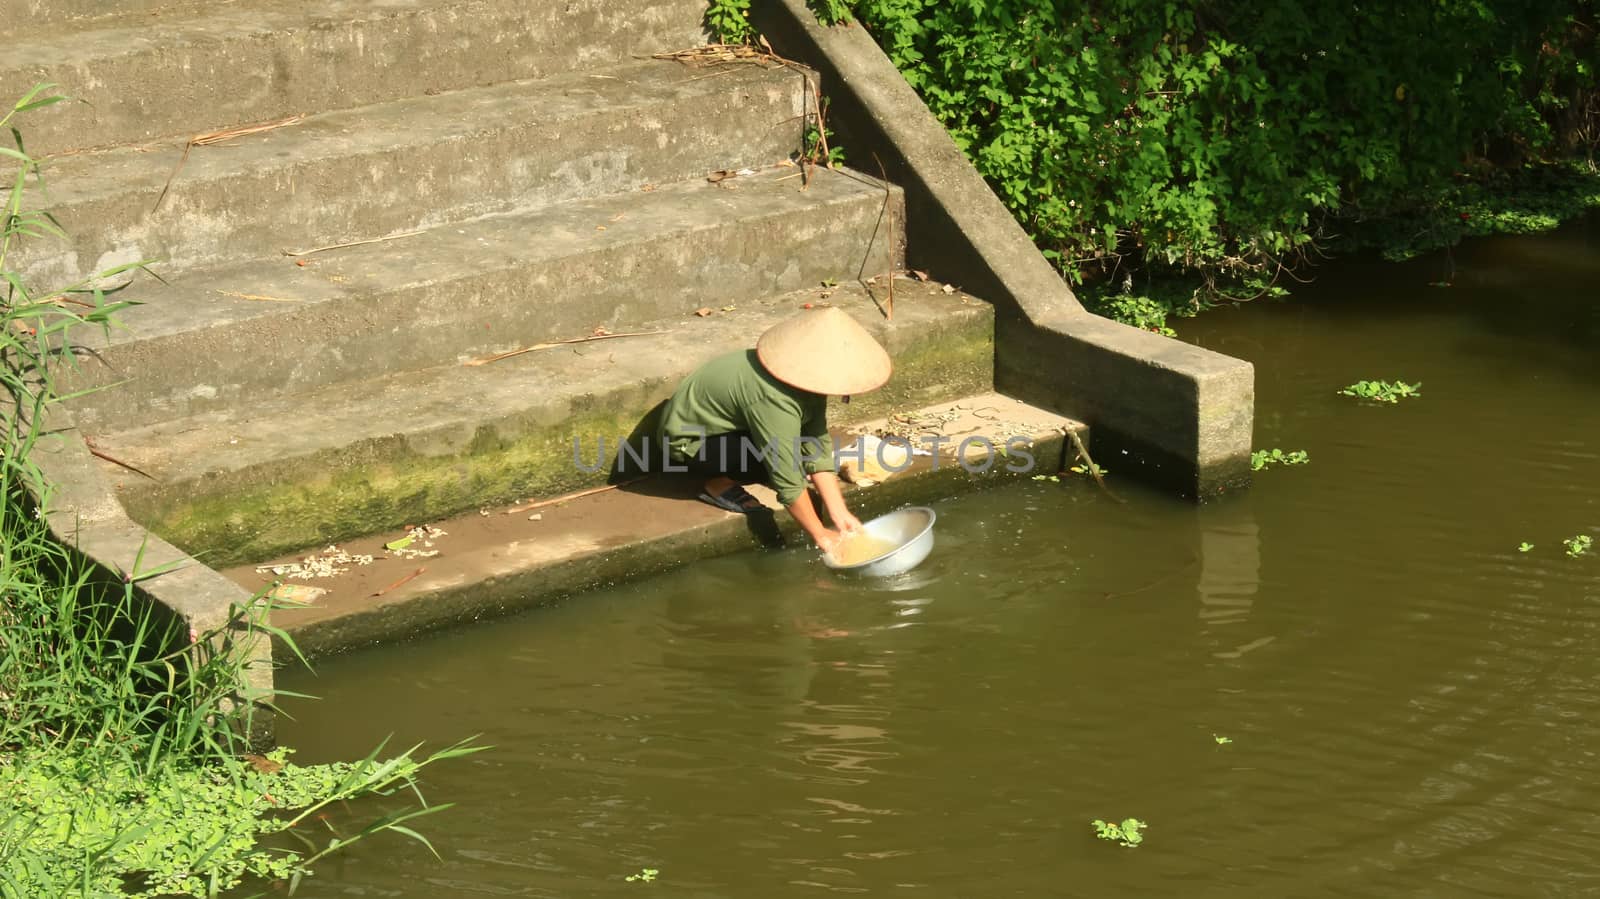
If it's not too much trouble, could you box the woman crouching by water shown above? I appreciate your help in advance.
[657,307,891,555]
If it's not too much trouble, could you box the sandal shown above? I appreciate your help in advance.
[699,484,765,514]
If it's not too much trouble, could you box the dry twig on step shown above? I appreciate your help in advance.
[504,476,649,514]
[651,37,795,69]
[371,566,425,598]
[153,114,305,213]
[83,437,156,480]
[462,330,669,367]
[214,289,301,303]
[799,75,830,189]
[871,152,895,320]
[282,230,425,258]
[1066,427,1124,503]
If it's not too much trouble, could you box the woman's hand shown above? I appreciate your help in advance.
[832,510,863,533]
[786,491,845,555]
[814,528,844,555]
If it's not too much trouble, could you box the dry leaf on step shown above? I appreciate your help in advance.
[694,307,713,317]
[911,270,931,281]
[941,283,956,294]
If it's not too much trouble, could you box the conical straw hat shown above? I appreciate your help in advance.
[756,307,892,396]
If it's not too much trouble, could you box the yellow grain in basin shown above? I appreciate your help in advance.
[827,531,900,567]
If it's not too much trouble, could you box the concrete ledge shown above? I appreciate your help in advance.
[0,0,190,35]
[29,410,274,743]
[222,393,1078,660]
[751,0,1255,498]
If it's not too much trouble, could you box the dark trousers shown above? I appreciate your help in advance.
[674,432,773,486]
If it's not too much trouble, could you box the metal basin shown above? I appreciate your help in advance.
[823,506,937,577]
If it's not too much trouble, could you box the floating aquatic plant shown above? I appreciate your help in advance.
[1251,448,1309,471]
[1092,818,1147,848]
[1338,380,1421,403]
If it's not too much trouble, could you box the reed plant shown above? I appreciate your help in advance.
[0,85,479,897]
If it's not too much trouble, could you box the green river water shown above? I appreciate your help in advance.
[271,216,1600,898]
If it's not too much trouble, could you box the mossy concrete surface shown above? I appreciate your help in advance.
[109,283,994,568]
[224,393,1077,661]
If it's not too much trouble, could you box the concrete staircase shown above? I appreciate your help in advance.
[7,0,999,569]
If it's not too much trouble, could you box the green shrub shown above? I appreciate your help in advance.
[831,0,1598,327]
[1,740,477,897]
[705,0,753,43]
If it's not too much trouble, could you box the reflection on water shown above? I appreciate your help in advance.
[268,217,1600,898]
[1195,499,1270,659]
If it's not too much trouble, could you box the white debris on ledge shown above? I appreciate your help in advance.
[386,524,446,560]
[255,545,374,580]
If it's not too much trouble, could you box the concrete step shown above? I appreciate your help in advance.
[60,165,903,432]
[13,59,809,288]
[0,0,206,35]
[219,393,1080,659]
[88,279,996,567]
[1,0,711,156]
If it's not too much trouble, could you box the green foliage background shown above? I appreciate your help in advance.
[713,0,1599,327]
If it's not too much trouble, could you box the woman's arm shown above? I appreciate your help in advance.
[808,470,861,532]
[787,490,841,553]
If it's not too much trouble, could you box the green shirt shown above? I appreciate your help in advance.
[659,349,835,506]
